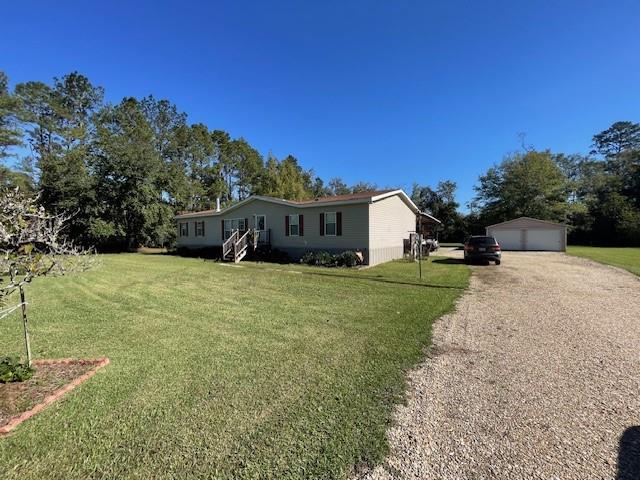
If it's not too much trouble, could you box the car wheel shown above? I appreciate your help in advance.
[495,259,501,265]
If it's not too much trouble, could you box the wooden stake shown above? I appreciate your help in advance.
[19,284,32,367]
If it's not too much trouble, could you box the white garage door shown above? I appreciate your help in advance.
[526,229,562,251]
[491,229,522,250]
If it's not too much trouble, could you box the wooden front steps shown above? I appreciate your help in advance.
[222,229,258,263]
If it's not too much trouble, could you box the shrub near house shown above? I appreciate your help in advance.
[301,250,361,267]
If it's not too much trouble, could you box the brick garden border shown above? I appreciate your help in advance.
[0,357,109,436]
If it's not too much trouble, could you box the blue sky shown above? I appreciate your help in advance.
[2,1,639,208]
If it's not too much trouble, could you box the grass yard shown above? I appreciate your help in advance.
[0,254,468,479]
[567,246,640,277]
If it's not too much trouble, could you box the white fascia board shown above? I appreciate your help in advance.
[371,189,422,215]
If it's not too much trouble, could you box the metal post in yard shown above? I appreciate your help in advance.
[418,215,423,280]
[418,233,422,280]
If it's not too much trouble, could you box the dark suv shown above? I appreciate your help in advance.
[464,236,501,265]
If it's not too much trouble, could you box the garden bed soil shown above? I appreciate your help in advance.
[0,358,109,435]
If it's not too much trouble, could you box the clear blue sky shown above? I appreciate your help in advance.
[3,1,639,208]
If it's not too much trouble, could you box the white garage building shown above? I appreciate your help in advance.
[486,217,567,252]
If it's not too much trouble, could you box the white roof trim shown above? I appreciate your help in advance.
[486,216,567,229]
[371,189,441,223]
[370,189,421,214]
[418,211,441,224]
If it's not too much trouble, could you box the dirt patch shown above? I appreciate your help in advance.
[0,358,108,434]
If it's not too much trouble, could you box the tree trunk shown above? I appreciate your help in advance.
[19,284,32,367]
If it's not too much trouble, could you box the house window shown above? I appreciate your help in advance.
[288,214,299,236]
[255,214,266,231]
[195,221,205,237]
[179,222,189,237]
[223,218,246,240]
[324,212,337,236]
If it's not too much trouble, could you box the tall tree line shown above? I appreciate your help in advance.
[412,122,640,245]
[412,121,640,246]
[0,70,382,249]
[468,122,640,246]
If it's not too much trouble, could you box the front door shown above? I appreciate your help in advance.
[255,214,267,243]
[223,218,247,240]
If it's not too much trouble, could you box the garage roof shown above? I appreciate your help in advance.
[487,216,567,229]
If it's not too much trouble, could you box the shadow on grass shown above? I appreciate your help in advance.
[298,269,466,290]
[432,258,466,265]
[618,426,640,480]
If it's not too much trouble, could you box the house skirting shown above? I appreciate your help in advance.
[368,246,405,266]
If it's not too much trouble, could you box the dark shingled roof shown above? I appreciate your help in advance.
[292,189,396,204]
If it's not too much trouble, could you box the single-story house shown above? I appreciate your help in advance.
[486,217,567,251]
[175,189,438,265]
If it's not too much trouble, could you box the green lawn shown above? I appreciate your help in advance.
[0,254,468,479]
[567,246,640,277]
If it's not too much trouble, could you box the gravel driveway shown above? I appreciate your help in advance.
[359,250,640,480]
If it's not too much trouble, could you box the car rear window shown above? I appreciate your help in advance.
[468,236,498,245]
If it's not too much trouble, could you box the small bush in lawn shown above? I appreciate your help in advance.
[0,356,35,383]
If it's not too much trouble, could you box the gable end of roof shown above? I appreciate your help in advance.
[486,216,567,229]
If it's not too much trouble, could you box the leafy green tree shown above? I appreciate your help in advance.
[616,149,640,207]
[275,155,312,200]
[351,181,378,193]
[257,154,312,200]
[14,73,104,243]
[259,154,281,197]
[44,73,102,242]
[211,130,234,204]
[588,190,640,245]
[591,121,640,157]
[53,72,104,150]
[140,96,187,160]
[412,181,466,241]
[92,97,172,249]
[14,80,57,163]
[171,123,222,210]
[310,176,331,197]
[473,150,570,225]
[0,71,22,158]
[140,95,188,207]
[568,121,640,245]
[328,177,350,195]
[230,138,263,200]
[0,165,34,191]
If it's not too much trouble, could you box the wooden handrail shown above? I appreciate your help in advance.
[222,230,239,258]
[235,230,250,255]
[223,228,260,262]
